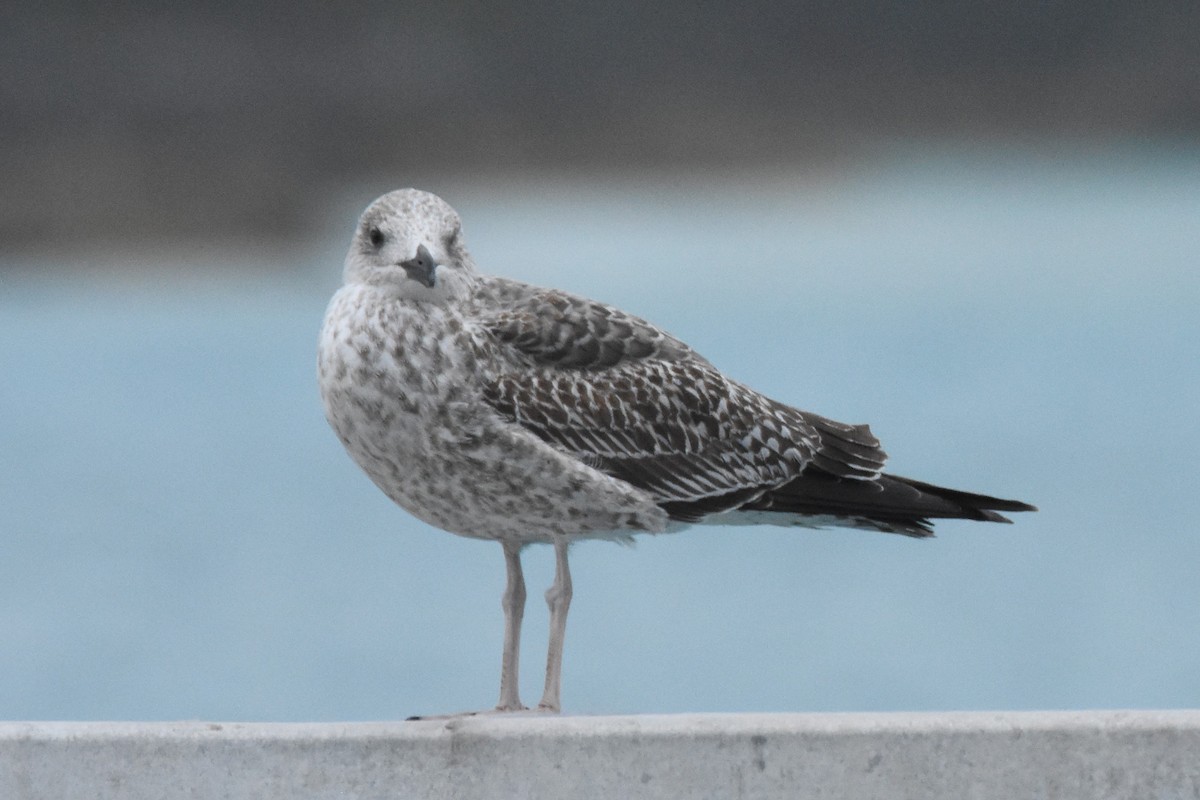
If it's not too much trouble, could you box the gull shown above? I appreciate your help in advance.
[317,188,1036,714]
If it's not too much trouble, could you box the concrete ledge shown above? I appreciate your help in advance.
[3,711,1199,799]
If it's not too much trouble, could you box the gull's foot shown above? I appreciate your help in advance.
[405,709,485,721]
[495,702,529,713]
[408,705,561,721]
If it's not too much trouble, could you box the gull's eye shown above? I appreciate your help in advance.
[368,227,385,249]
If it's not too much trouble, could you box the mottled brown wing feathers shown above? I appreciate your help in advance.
[485,288,697,369]
[483,361,818,510]
[478,286,890,518]
[802,412,888,479]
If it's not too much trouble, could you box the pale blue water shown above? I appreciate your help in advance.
[2,149,1198,720]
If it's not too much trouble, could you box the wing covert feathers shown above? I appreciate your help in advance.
[477,278,1034,534]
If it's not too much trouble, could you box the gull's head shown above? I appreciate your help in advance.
[343,189,477,301]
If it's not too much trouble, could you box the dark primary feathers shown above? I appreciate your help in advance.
[479,284,1035,535]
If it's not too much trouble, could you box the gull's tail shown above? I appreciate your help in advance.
[734,472,1038,538]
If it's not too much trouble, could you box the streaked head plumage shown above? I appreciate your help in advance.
[344,188,476,301]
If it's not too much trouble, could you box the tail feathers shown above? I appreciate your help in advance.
[740,471,1036,536]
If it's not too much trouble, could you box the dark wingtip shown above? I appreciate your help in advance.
[892,476,1037,517]
[982,499,1037,515]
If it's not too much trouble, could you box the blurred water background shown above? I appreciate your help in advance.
[2,4,1199,720]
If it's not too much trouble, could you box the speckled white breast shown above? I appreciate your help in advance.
[318,284,667,543]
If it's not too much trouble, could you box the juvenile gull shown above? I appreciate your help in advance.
[317,188,1036,714]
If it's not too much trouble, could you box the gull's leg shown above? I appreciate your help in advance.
[497,540,527,711]
[537,534,573,712]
